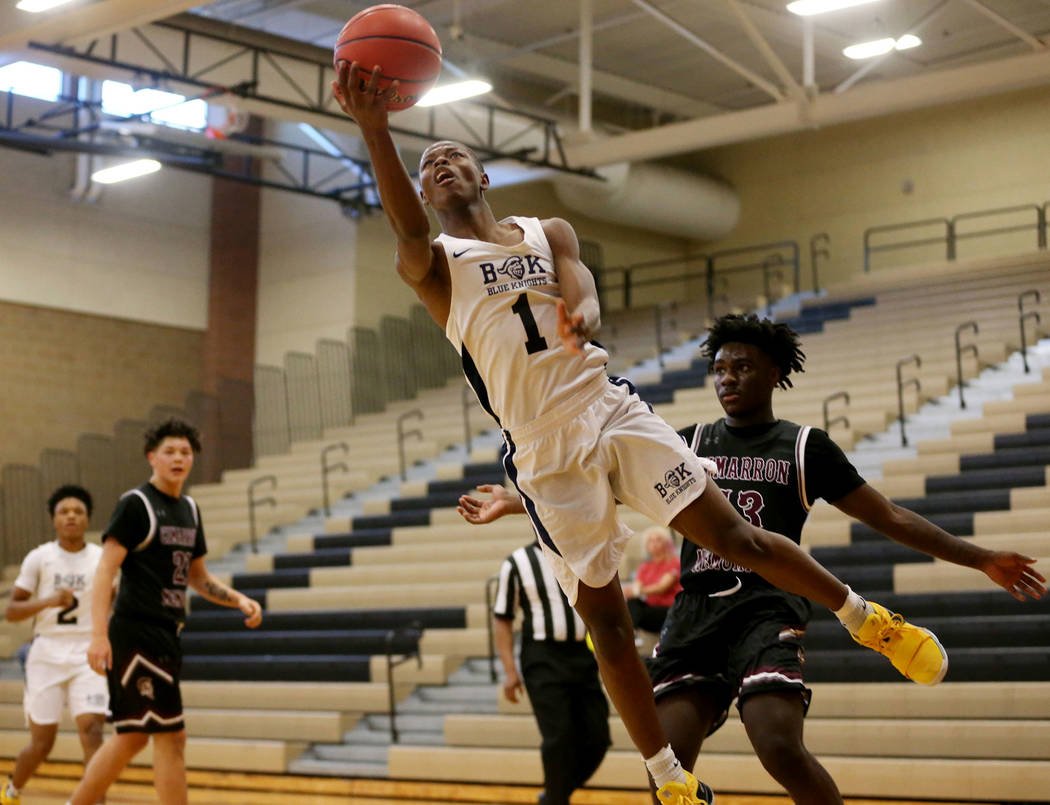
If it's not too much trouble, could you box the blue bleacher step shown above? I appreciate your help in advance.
[288,756,388,779]
[363,713,445,734]
[311,743,390,764]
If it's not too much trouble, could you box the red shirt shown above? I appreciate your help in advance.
[636,557,682,608]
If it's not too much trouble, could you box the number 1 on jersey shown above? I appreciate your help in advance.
[511,293,549,355]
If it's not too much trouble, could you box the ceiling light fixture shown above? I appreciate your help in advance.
[91,159,162,184]
[843,34,923,59]
[415,79,492,108]
[15,0,78,11]
[787,0,881,16]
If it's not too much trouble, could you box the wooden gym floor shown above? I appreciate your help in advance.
[0,760,985,805]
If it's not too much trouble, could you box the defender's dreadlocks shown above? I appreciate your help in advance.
[702,313,806,389]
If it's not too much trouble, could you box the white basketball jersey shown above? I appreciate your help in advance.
[13,541,102,644]
[439,216,609,431]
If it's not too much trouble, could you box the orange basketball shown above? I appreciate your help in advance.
[334,4,442,112]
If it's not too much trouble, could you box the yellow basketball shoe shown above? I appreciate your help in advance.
[656,771,714,805]
[0,781,20,805]
[850,601,948,685]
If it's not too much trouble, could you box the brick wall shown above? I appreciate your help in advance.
[0,300,204,467]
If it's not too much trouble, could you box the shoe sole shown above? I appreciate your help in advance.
[911,626,949,686]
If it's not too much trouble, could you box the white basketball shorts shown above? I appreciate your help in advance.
[502,374,713,604]
[24,640,108,724]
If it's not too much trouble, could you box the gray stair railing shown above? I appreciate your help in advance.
[1019,290,1042,374]
[954,322,979,409]
[485,574,500,684]
[895,355,922,447]
[320,442,349,517]
[385,622,423,744]
[247,475,277,553]
[396,410,424,482]
[822,391,850,434]
[810,233,829,292]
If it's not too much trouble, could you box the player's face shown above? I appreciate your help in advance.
[148,437,195,486]
[419,141,487,207]
[52,498,88,540]
[712,342,779,419]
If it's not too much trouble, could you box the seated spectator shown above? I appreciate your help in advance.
[625,527,682,634]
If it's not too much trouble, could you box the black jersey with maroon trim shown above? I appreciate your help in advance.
[106,483,207,627]
[676,419,863,596]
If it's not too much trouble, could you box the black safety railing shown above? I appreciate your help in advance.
[601,240,800,311]
[320,442,349,517]
[247,475,277,553]
[954,322,979,409]
[485,575,500,684]
[863,202,1049,271]
[385,622,423,744]
[810,233,830,292]
[822,391,850,434]
[896,356,922,447]
[1019,290,1042,374]
[397,409,424,481]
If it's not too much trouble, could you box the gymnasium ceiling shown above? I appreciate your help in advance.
[3,0,1050,173]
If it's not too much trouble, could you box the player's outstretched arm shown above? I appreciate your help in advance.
[457,484,525,524]
[545,218,600,354]
[332,61,434,284]
[834,484,1046,601]
[187,558,263,628]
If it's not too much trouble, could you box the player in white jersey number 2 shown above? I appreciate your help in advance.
[335,62,949,805]
[3,486,106,805]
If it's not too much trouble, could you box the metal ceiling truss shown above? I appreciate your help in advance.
[15,16,595,194]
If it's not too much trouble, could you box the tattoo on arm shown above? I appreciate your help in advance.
[204,579,234,604]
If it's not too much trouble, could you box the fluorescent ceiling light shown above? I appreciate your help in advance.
[0,60,62,101]
[416,79,492,108]
[91,159,162,184]
[843,35,923,60]
[16,0,77,11]
[787,0,880,15]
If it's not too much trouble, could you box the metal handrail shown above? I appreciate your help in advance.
[863,218,950,272]
[1019,290,1042,374]
[810,233,830,292]
[461,384,474,454]
[385,621,423,744]
[653,302,677,369]
[895,355,922,447]
[320,442,348,517]
[396,409,424,481]
[247,475,277,553]
[954,322,979,409]
[1042,202,1049,250]
[762,254,784,316]
[822,391,850,433]
[485,574,500,684]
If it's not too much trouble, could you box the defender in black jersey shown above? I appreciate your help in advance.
[69,420,262,805]
[647,315,1045,805]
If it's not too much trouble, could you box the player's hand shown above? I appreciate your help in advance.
[52,588,75,609]
[980,552,1046,601]
[556,299,591,355]
[331,61,398,131]
[502,670,525,704]
[457,484,517,524]
[238,594,263,628]
[87,635,112,676]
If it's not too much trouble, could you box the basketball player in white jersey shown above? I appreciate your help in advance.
[3,486,106,805]
[333,62,948,805]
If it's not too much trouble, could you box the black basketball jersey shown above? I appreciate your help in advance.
[677,419,864,595]
[105,482,207,627]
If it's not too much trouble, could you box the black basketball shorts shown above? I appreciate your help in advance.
[106,613,185,734]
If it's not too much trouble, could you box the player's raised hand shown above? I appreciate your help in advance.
[980,552,1046,601]
[457,484,521,524]
[557,299,590,355]
[238,594,264,628]
[332,61,399,130]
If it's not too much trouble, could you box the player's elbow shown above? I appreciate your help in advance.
[717,523,776,570]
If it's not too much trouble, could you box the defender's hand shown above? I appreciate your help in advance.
[981,552,1045,601]
[87,635,112,676]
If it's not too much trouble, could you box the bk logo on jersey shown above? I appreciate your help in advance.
[480,255,547,285]
[654,462,695,501]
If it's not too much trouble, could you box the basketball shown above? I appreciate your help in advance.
[334,4,442,111]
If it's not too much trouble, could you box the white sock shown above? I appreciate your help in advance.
[4,782,18,797]
[645,744,687,789]
[834,586,873,634]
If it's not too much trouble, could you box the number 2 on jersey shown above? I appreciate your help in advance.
[57,594,79,625]
[511,293,548,355]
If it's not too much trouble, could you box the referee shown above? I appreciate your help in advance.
[493,539,611,805]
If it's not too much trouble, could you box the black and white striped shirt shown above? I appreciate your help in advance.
[493,542,585,642]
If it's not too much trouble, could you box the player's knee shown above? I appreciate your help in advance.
[77,717,104,750]
[120,731,151,755]
[751,729,807,778]
[30,729,57,756]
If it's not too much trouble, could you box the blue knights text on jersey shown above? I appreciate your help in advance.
[438,216,608,431]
